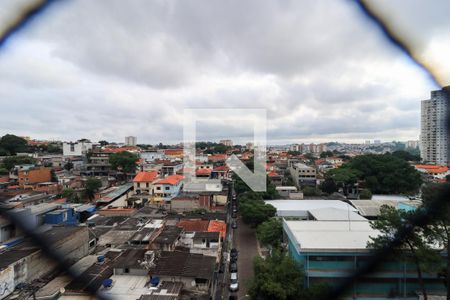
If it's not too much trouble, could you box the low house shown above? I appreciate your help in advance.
[133,171,159,194]
[148,251,216,293]
[152,175,184,203]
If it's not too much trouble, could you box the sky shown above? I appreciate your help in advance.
[0,0,449,145]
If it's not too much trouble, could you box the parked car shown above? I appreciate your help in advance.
[229,272,239,292]
[230,248,238,259]
[231,211,237,218]
[232,220,237,229]
[229,262,238,273]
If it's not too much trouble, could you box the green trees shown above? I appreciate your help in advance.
[248,251,305,300]
[392,150,420,162]
[84,177,102,201]
[320,178,337,194]
[328,154,422,194]
[60,188,80,203]
[240,199,276,228]
[109,151,139,173]
[421,183,450,298]
[359,188,372,199]
[302,186,321,197]
[64,161,74,171]
[257,218,283,249]
[1,156,36,170]
[368,205,440,300]
[0,134,28,155]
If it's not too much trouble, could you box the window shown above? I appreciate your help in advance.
[165,186,170,190]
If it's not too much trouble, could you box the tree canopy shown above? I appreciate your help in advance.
[0,134,28,155]
[257,218,283,249]
[84,177,102,200]
[109,151,139,173]
[240,199,276,227]
[328,154,422,194]
[1,156,36,170]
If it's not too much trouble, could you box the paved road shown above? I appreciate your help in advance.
[231,216,258,299]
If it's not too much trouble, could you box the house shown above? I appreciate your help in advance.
[152,175,184,203]
[148,251,216,294]
[161,162,183,176]
[133,171,159,194]
[63,141,93,156]
[164,149,184,159]
[18,166,52,188]
[151,225,183,251]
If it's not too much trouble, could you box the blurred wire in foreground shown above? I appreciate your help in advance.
[320,1,450,299]
[0,208,111,300]
[0,0,57,48]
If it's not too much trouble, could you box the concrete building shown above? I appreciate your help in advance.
[18,166,52,188]
[283,219,445,298]
[289,162,317,187]
[125,136,137,146]
[219,139,233,147]
[63,141,93,156]
[420,86,450,166]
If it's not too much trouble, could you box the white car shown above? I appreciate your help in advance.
[229,272,239,292]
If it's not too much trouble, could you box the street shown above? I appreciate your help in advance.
[231,216,258,299]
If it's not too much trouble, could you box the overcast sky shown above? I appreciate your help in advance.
[0,0,449,144]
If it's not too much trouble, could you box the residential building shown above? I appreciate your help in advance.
[125,136,137,146]
[133,171,159,194]
[219,139,233,147]
[420,86,450,166]
[152,175,184,202]
[18,166,52,188]
[63,141,93,156]
[148,251,216,294]
[289,162,317,187]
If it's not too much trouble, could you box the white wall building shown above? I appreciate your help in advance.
[125,136,137,146]
[62,141,93,156]
[420,87,450,166]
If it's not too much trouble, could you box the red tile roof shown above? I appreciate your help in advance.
[164,149,184,156]
[213,165,229,172]
[267,171,279,177]
[196,168,212,176]
[207,220,226,238]
[415,165,449,174]
[176,219,209,232]
[133,171,159,183]
[154,174,184,185]
[102,146,138,153]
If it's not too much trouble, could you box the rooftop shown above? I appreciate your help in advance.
[154,225,183,245]
[176,219,210,232]
[264,199,357,217]
[154,175,184,185]
[284,220,379,252]
[149,251,216,280]
[133,171,159,183]
[308,207,367,221]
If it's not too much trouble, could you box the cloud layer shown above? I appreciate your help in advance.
[0,0,447,144]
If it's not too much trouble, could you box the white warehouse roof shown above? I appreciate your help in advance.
[265,199,358,218]
[284,220,379,252]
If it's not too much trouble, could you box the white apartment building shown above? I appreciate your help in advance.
[420,87,450,166]
[125,136,137,146]
[62,141,93,156]
[219,139,233,147]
